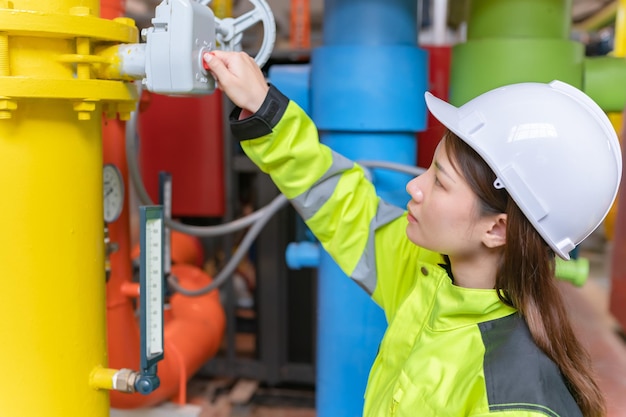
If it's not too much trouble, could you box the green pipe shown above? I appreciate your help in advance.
[584,56,626,112]
[468,0,572,40]
[555,257,589,287]
[450,39,583,105]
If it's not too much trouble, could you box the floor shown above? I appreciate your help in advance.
[564,232,626,417]
[111,380,316,417]
[112,228,626,417]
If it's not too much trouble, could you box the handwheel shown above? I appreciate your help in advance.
[213,0,276,67]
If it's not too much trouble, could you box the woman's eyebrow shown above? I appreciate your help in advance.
[434,160,456,183]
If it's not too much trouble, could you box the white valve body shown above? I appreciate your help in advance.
[144,0,217,95]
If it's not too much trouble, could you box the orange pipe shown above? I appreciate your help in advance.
[131,230,206,268]
[102,82,226,411]
[290,0,311,50]
[102,113,144,408]
[100,0,225,408]
[97,24,145,398]
[111,264,226,408]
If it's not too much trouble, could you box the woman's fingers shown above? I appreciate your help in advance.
[203,51,269,113]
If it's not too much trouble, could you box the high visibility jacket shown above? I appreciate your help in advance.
[231,85,584,417]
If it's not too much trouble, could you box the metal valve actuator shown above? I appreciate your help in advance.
[143,0,217,94]
[114,0,276,95]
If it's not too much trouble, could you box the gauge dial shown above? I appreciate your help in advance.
[103,164,125,223]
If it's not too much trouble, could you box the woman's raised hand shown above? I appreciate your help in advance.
[203,51,270,115]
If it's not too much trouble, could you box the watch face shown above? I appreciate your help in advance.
[103,164,125,223]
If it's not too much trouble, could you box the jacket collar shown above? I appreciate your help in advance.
[427,264,517,331]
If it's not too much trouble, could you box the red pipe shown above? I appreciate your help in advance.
[417,45,451,169]
[100,0,124,20]
[100,2,226,408]
[609,106,626,330]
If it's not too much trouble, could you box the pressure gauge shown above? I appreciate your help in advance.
[103,164,124,223]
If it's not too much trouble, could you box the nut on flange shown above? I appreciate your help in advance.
[0,99,17,120]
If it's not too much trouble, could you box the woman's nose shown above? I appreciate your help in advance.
[406,177,423,203]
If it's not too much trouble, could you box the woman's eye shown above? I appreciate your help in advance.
[434,176,442,186]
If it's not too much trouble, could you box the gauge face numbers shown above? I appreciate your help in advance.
[103,164,124,223]
[145,216,164,358]
[139,206,165,370]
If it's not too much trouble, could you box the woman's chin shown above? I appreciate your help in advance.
[405,228,422,246]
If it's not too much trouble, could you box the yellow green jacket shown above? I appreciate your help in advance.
[231,85,583,417]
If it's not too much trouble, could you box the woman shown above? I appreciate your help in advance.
[203,50,621,417]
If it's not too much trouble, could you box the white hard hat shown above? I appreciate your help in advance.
[425,80,622,260]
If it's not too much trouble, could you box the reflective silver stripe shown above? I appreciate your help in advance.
[352,200,405,294]
[290,150,405,294]
[291,150,355,220]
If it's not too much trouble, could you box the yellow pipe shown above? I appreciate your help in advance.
[573,1,617,32]
[0,32,8,76]
[90,367,140,393]
[91,367,121,391]
[0,1,137,416]
[211,0,233,19]
[616,0,626,56]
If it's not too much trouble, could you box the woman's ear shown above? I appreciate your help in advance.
[483,214,507,249]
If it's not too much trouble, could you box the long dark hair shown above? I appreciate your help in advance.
[443,130,605,417]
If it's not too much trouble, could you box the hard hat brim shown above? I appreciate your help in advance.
[424,91,490,173]
[424,92,460,136]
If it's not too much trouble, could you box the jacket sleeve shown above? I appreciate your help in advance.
[231,85,423,314]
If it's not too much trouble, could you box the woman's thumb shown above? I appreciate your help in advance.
[202,52,226,81]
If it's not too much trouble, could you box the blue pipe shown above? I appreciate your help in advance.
[286,241,320,269]
[271,1,427,414]
[312,1,427,416]
[322,0,419,45]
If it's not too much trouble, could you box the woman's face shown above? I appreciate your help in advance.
[405,139,497,258]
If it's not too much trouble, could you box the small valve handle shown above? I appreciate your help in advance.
[135,372,160,395]
[214,0,276,68]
